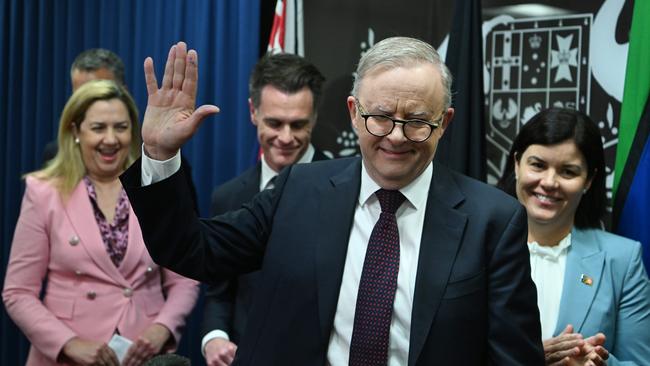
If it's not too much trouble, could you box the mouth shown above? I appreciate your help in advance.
[98,148,120,163]
[379,146,411,158]
[272,146,299,155]
[533,192,561,204]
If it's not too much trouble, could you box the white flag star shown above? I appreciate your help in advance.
[550,34,578,82]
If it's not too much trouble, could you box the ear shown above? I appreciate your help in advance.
[248,98,258,126]
[584,169,595,191]
[513,152,520,180]
[71,122,79,138]
[347,96,359,132]
[439,107,455,134]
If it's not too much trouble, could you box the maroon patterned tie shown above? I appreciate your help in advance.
[349,189,406,366]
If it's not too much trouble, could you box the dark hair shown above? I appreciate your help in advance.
[496,108,606,228]
[70,48,125,86]
[249,53,325,112]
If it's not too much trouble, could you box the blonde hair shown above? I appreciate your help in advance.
[31,80,141,196]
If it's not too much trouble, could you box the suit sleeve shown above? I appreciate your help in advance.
[606,242,650,366]
[2,177,77,361]
[121,158,279,283]
[487,205,545,365]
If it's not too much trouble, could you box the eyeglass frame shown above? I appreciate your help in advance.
[354,98,444,143]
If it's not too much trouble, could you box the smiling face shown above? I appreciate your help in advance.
[251,85,315,172]
[348,63,453,190]
[514,139,593,237]
[74,98,132,181]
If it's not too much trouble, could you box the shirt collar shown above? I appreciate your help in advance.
[528,233,572,260]
[358,160,432,211]
[260,144,315,191]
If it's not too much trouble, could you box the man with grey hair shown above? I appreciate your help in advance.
[122,37,544,365]
[70,48,126,91]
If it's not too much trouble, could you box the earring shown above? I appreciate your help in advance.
[582,188,588,194]
[74,137,80,144]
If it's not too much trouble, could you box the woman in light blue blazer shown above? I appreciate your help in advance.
[498,108,650,366]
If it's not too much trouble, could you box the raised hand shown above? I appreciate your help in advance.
[141,41,220,160]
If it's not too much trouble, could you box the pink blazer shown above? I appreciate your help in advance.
[3,176,199,365]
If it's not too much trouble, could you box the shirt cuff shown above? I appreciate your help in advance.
[140,145,181,186]
[201,330,230,357]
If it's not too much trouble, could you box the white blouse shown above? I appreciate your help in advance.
[528,234,571,340]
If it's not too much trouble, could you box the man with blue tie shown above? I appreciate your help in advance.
[122,37,544,365]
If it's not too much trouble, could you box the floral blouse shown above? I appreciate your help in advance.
[83,176,130,267]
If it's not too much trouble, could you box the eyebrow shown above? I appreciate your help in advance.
[527,155,583,169]
[263,117,312,124]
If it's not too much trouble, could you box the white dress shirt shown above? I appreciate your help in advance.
[326,161,432,366]
[259,144,315,191]
[140,149,432,364]
[528,234,571,340]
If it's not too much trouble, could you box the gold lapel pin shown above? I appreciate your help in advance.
[580,274,593,286]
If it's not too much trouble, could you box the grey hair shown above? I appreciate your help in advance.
[70,48,125,86]
[351,36,452,109]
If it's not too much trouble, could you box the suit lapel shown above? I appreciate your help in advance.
[408,163,468,366]
[315,159,362,342]
[64,181,129,286]
[117,204,145,276]
[312,149,329,162]
[554,229,604,335]
[241,163,262,199]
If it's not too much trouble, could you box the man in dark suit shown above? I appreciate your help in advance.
[122,38,544,365]
[203,53,328,366]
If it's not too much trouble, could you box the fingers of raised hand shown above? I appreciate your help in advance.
[172,42,188,90]
[182,49,198,100]
[144,57,159,96]
[161,45,176,90]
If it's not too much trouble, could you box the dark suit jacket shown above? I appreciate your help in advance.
[203,150,329,344]
[122,157,544,365]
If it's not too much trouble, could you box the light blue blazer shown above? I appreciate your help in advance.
[554,228,650,365]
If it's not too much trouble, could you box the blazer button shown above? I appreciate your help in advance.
[123,288,133,298]
[75,270,83,276]
[69,236,80,246]
[146,266,153,275]
[86,291,96,300]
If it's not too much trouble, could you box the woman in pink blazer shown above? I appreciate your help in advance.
[3,80,199,366]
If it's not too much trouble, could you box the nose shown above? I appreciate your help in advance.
[540,170,559,189]
[385,122,407,143]
[277,125,293,144]
[103,128,118,144]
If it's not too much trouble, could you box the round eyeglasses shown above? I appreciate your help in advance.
[354,98,443,143]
